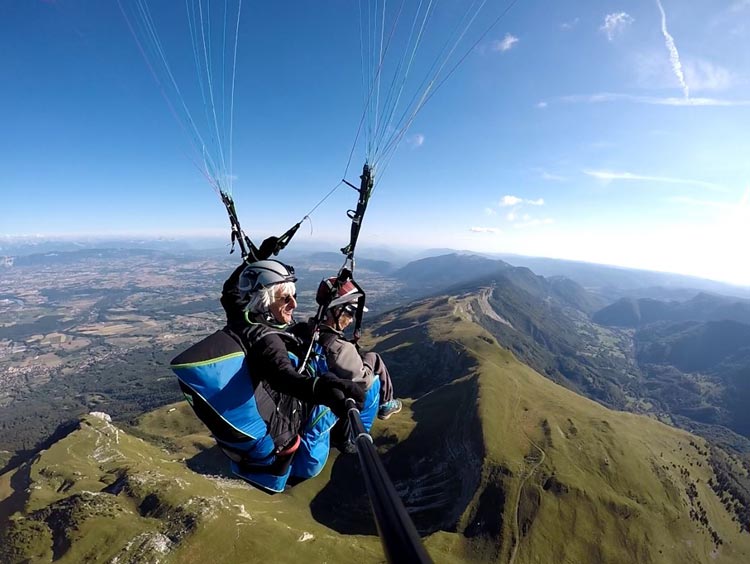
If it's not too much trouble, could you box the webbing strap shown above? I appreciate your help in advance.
[221,190,257,260]
[340,162,374,268]
[220,191,301,262]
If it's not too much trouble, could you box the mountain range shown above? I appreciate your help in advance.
[2,250,750,562]
[594,293,750,328]
[3,290,750,562]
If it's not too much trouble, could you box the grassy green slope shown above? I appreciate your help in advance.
[414,292,750,563]
[0,410,384,563]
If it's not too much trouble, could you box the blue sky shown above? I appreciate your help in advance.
[2,1,750,285]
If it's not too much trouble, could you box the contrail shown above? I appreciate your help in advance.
[655,0,689,99]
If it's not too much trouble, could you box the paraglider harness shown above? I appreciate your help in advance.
[220,189,301,263]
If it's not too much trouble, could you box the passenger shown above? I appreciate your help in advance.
[229,261,363,416]
[304,277,402,451]
[172,260,364,492]
[319,279,402,414]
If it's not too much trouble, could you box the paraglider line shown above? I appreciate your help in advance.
[301,180,345,219]
[419,0,521,112]
[344,0,404,179]
[372,0,433,159]
[376,0,492,166]
[229,0,243,194]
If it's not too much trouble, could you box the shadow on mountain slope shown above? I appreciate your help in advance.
[1,419,81,476]
[185,444,234,478]
[310,375,485,537]
[374,324,477,398]
[0,461,32,528]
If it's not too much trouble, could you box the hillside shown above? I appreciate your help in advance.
[586,291,750,444]
[496,255,750,301]
[636,320,750,373]
[395,253,515,296]
[634,320,750,438]
[0,411,386,564]
[469,283,750,451]
[449,279,635,409]
[594,293,750,328]
[3,290,750,562]
[395,254,607,315]
[370,292,750,562]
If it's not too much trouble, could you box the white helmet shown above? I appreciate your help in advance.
[316,277,368,312]
[238,260,296,296]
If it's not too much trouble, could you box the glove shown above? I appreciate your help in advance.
[256,236,280,261]
[221,263,249,326]
[312,373,366,418]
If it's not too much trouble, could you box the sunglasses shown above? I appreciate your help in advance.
[279,293,297,305]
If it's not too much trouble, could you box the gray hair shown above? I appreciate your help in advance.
[246,281,296,315]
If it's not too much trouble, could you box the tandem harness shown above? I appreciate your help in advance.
[170,328,335,492]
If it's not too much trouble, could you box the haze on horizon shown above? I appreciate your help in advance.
[2,1,749,286]
[3,230,749,291]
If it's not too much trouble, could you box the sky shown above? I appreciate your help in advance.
[2,1,750,286]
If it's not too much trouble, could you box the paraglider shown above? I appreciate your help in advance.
[119,1,519,561]
[171,258,373,492]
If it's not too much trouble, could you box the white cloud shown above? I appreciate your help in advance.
[667,196,734,210]
[465,188,750,287]
[541,172,565,181]
[560,92,750,107]
[500,195,523,207]
[491,33,519,52]
[470,227,502,234]
[536,101,548,109]
[683,60,734,92]
[514,218,555,229]
[600,12,634,41]
[561,18,580,31]
[408,133,425,148]
[631,50,719,94]
[499,195,544,207]
[583,169,726,191]
[484,207,497,216]
[494,195,547,224]
[710,2,749,39]
[655,0,689,99]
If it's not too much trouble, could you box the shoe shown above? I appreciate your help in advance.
[333,440,357,455]
[378,399,402,420]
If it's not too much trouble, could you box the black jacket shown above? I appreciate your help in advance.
[225,318,317,451]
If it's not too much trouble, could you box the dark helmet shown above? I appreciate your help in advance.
[316,277,368,312]
[238,260,296,296]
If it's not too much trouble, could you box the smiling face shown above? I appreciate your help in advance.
[269,284,297,325]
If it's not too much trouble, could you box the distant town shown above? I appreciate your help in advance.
[0,246,400,412]
[0,250,227,408]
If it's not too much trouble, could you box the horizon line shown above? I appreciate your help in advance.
[2,232,749,289]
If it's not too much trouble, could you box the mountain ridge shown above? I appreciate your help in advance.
[3,261,750,561]
[594,293,750,328]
